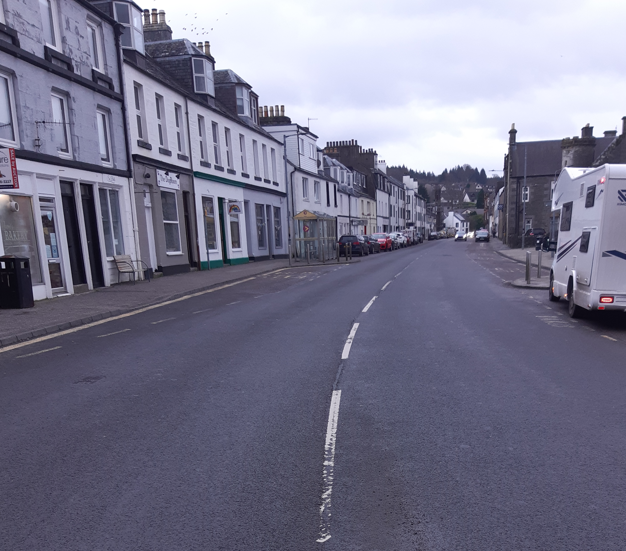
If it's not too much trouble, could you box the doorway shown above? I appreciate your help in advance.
[183,191,196,268]
[40,203,65,292]
[218,197,229,265]
[80,184,104,288]
[60,181,86,287]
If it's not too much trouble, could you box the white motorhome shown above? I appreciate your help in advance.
[549,164,626,317]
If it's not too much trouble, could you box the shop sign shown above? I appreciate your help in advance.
[156,169,180,190]
[0,147,19,189]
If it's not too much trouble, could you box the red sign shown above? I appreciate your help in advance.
[0,147,19,189]
[303,225,310,233]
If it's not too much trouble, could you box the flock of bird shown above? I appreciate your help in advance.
[180,11,229,39]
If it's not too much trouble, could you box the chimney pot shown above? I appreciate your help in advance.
[143,9,150,25]
[158,10,166,24]
[204,41,211,57]
[622,116,626,136]
[269,106,274,117]
[264,106,268,117]
[151,8,158,24]
[275,105,279,118]
[581,124,594,138]
[280,105,285,116]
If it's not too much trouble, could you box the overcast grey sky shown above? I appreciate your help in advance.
[155,0,626,174]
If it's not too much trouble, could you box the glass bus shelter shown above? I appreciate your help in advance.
[293,210,337,262]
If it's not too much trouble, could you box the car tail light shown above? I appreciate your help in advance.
[353,241,359,245]
[600,296,614,304]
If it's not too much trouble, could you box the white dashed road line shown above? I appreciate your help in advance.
[227,301,241,306]
[317,389,342,544]
[381,281,391,291]
[16,346,61,359]
[151,317,176,325]
[602,335,618,342]
[362,296,377,313]
[341,323,359,360]
[97,329,130,338]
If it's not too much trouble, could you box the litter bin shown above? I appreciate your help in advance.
[0,256,34,309]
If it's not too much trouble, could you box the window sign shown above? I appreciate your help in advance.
[0,194,42,283]
[0,147,18,189]
[203,197,217,250]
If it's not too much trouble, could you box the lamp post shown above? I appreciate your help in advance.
[521,145,527,249]
[282,131,301,267]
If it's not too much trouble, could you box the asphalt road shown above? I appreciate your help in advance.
[1,239,625,550]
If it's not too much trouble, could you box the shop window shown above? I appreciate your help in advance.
[274,206,282,248]
[0,194,43,284]
[255,203,266,248]
[230,210,240,249]
[202,197,217,250]
[161,190,181,253]
[98,188,123,257]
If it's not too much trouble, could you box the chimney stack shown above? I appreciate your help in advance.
[204,41,211,57]
[143,9,150,25]
[581,123,593,139]
[509,123,517,146]
[158,10,166,24]
[280,105,285,116]
[151,8,158,24]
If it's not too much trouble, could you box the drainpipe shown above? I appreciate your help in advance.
[184,97,201,268]
[114,23,142,278]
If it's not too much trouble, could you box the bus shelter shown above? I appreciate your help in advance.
[293,210,337,262]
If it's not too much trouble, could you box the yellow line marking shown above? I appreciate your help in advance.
[97,329,130,338]
[16,346,62,359]
[601,335,618,342]
[0,277,257,354]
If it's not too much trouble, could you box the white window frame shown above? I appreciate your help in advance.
[87,19,105,73]
[211,121,221,166]
[314,180,320,203]
[522,186,530,203]
[262,143,269,179]
[96,108,112,166]
[174,103,185,154]
[40,0,61,50]
[114,2,144,54]
[133,83,146,141]
[309,143,315,159]
[197,115,207,161]
[252,140,260,177]
[155,94,167,149]
[250,95,258,125]
[0,0,5,24]
[161,190,182,254]
[270,148,277,182]
[236,86,250,117]
[255,203,266,249]
[239,134,247,173]
[224,127,233,168]
[51,92,71,158]
[299,137,304,156]
[302,177,309,200]
[192,58,215,96]
[0,72,19,147]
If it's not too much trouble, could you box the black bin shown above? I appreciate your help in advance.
[0,256,34,309]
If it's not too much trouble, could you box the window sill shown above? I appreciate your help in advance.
[263,179,271,184]
[272,181,279,186]
[166,251,183,256]
[137,139,152,150]
[159,147,172,156]
[241,172,250,178]
[177,153,189,162]
[200,161,211,168]
[214,165,225,172]
[254,176,262,182]
[227,168,236,175]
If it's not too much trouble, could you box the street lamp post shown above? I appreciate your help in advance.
[521,145,527,249]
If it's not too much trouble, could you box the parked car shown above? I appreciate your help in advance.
[371,232,393,251]
[438,230,447,239]
[475,229,490,242]
[363,235,381,254]
[428,231,439,240]
[524,227,546,238]
[389,232,407,248]
[338,235,368,257]
[455,231,467,241]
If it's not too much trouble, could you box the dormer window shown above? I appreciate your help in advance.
[114,2,144,54]
[193,58,215,96]
[236,87,250,117]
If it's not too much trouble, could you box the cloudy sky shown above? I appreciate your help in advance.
[155,0,626,174]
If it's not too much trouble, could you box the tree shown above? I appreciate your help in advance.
[418,184,430,203]
[476,190,484,209]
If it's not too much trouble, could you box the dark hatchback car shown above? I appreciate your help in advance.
[363,235,381,254]
[338,235,368,257]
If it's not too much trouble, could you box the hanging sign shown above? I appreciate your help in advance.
[228,202,242,215]
[0,147,19,189]
[156,169,180,190]
[303,224,310,233]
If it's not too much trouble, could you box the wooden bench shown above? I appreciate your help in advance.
[113,255,151,284]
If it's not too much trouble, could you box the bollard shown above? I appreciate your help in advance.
[525,251,531,284]
[321,244,325,263]
[337,246,340,263]
[537,250,542,279]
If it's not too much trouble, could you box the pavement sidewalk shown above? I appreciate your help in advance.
[488,238,551,290]
[0,259,292,348]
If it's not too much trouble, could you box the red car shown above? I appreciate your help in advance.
[371,233,393,251]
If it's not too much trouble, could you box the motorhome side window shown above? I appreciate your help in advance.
[560,201,573,231]
[579,231,591,253]
[585,185,596,208]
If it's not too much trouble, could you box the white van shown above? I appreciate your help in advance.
[549,164,626,317]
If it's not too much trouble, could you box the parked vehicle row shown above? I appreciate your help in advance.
[339,231,424,257]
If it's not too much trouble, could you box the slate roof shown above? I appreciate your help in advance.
[214,69,250,87]
[145,39,204,58]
